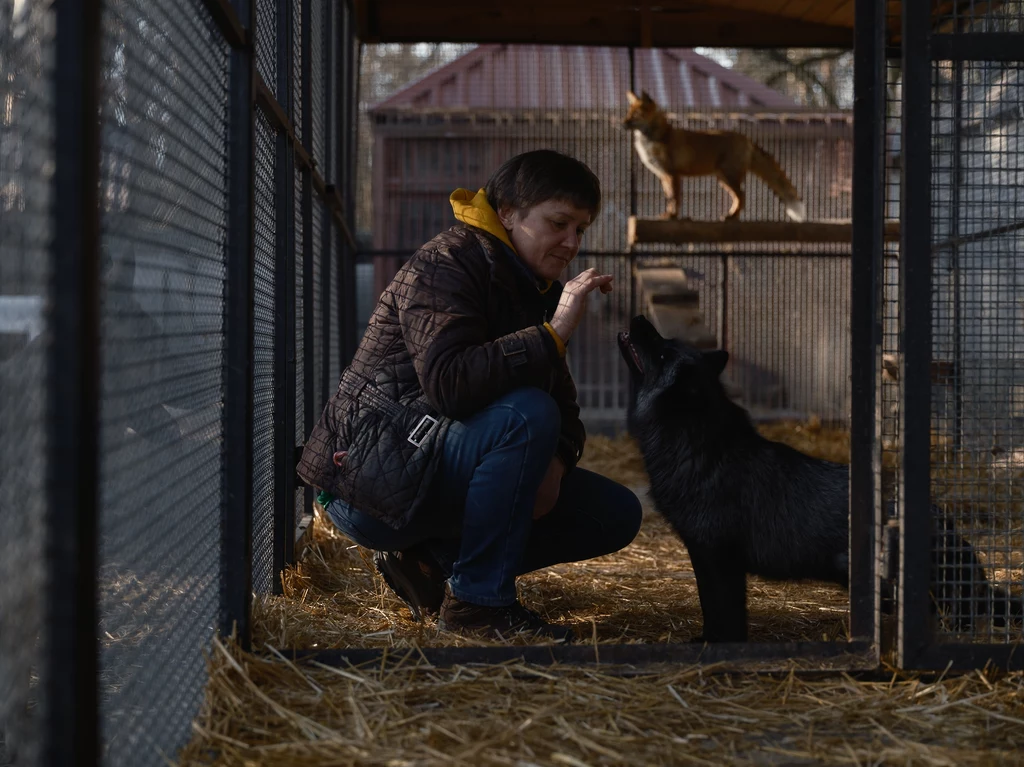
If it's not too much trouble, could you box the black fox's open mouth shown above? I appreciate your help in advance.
[617,331,644,375]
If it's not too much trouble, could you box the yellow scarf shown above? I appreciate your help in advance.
[449,187,517,253]
[448,188,565,356]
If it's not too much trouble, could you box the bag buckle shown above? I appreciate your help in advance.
[407,414,439,447]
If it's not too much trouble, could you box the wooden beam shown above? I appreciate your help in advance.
[628,217,902,246]
[639,2,653,47]
[352,0,377,42]
[355,0,984,47]
[353,3,854,47]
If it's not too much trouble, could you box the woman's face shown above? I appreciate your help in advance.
[498,199,593,282]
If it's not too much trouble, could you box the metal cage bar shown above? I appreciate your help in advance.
[321,0,333,404]
[850,0,885,647]
[897,0,936,668]
[272,0,298,593]
[221,0,257,648]
[300,0,315,484]
[46,1,103,764]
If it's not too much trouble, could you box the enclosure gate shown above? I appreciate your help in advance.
[879,0,1024,670]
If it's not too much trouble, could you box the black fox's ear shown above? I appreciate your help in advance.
[702,349,729,377]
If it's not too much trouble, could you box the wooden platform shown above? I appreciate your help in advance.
[628,217,902,247]
[633,266,718,350]
[881,354,957,384]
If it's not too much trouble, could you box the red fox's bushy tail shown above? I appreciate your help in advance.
[750,145,806,222]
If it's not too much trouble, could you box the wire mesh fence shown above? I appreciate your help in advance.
[878,0,1024,662]
[253,110,277,596]
[294,162,307,534]
[352,30,1023,663]
[356,43,855,431]
[0,0,357,763]
[95,2,230,764]
[256,0,277,101]
[926,30,1024,643]
[5,3,1024,764]
[0,0,53,762]
[310,198,324,439]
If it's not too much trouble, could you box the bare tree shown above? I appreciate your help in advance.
[714,48,854,110]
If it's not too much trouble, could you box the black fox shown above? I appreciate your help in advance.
[618,314,1021,642]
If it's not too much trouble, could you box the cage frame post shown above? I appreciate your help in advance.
[321,0,333,406]
[221,0,257,649]
[896,0,934,670]
[273,0,299,593]
[897,4,1024,672]
[301,0,316,524]
[46,1,103,764]
[849,0,885,647]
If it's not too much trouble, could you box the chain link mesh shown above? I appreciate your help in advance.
[0,0,54,763]
[2,0,354,761]
[292,0,302,143]
[256,0,278,97]
[329,224,341,385]
[311,0,325,172]
[96,0,228,763]
[878,54,903,647]
[328,0,338,185]
[252,110,277,596]
[928,47,1024,642]
[311,199,324,422]
[294,163,306,524]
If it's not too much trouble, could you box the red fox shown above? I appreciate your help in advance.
[622,90,806,222]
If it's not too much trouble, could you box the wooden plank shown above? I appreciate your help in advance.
[825,0,856,26]
[355,0,998,46]
[646,303,718,348]
[354,3,854,47]
[352,0,376,41]
[633,266,717,348]
[881,354,957,384]
[628,217,902,246]
[295,640,879,673]
[800,0,852,23]
[633,267,700,307]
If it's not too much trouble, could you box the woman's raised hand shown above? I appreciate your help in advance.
[549,268,614,343]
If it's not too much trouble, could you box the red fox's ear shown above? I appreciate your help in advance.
[640,90,653,103]
[626,90,640,105]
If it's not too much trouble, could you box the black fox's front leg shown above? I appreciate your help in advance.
[687,541,748,642]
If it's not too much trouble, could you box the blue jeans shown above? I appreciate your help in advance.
[327,387,643,607]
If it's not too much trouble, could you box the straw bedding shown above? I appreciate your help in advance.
[251,422,858,651]
[175,421,1024,766]
[177,636,1024,766]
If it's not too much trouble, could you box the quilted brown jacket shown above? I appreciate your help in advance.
[297,222,587,530]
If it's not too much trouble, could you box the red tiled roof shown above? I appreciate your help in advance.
[370,44,797,112]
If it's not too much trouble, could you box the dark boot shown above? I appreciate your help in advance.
[373,545,446,621]
[437,586,575,643]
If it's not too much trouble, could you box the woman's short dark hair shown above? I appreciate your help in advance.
[484,150,602,217]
